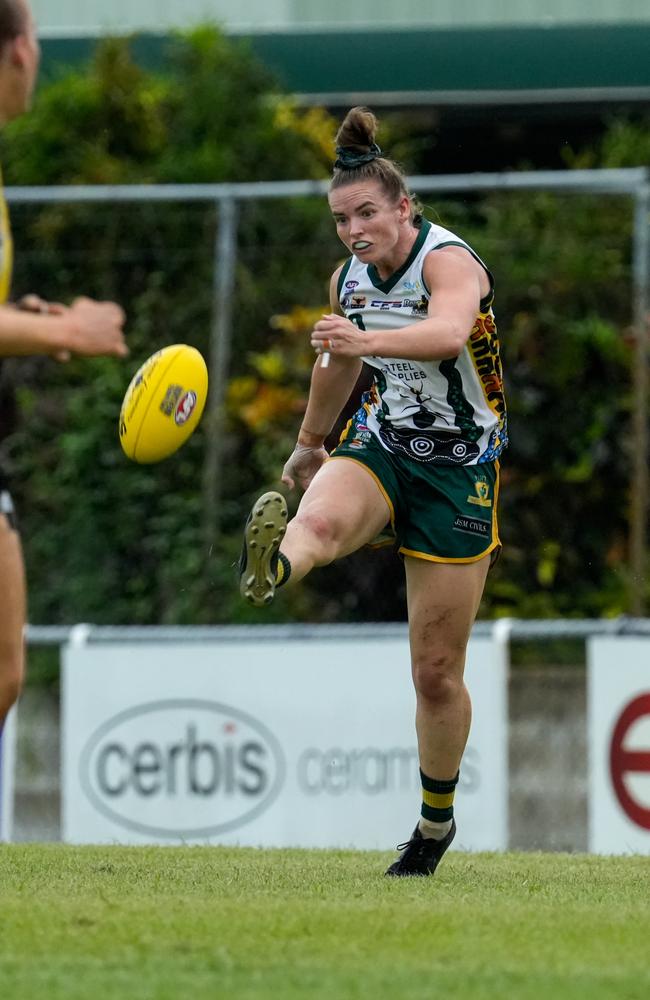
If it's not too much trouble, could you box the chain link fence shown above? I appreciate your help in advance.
[3,169,649,623]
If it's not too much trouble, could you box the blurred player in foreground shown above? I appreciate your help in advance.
[240,106,507,876]
[0,0,128,729]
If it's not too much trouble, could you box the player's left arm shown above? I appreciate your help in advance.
[14,294,70,360]
[312,248,482,362]
[0,296,127,360]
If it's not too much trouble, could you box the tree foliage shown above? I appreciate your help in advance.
[1,29,648,625]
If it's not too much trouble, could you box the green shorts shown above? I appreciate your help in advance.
[330,429,501,563]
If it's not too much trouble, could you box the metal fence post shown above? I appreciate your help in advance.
[630,180,650,615]
[202,195,239,557]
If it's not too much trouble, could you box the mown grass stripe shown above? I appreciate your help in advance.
[1,845,649,1000]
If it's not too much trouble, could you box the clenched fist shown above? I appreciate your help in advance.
[67,297,128,358]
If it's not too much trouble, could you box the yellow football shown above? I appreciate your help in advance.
[119,344,208,463]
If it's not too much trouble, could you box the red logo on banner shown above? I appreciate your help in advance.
[609,693,650,830]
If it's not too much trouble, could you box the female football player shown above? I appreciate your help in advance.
[0,1,128,729]
[239,105,507,876]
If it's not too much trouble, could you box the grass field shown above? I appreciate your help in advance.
[1,844,649,999]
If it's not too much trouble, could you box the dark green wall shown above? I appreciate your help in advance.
[39,24,650,98]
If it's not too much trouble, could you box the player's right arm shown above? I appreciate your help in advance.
[0,296,128,359]
[299,266,362,445]
[282,266,362,491]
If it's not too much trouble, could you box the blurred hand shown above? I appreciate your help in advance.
[68,297,128,358]
[281,443,329,491]
[18,293,66,315]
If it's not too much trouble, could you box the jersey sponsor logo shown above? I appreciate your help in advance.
[380,362,427,381]
[345,280,359,290]
[345,426,372,450]
[403,279,423,293]
[350,295,366,309]
[453,514,490,537]
[370,300,403,310]
[409,296,429,317]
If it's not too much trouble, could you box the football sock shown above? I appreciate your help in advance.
[275,552,291,588]
[418,769,459,840]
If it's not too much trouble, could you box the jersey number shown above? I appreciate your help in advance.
[348,312,366,331]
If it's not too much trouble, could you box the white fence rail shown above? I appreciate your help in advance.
[24,616,650,646]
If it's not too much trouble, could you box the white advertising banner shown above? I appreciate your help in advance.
[62,633,508,850]
[0,705,17,842]
[588,638,650,854]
